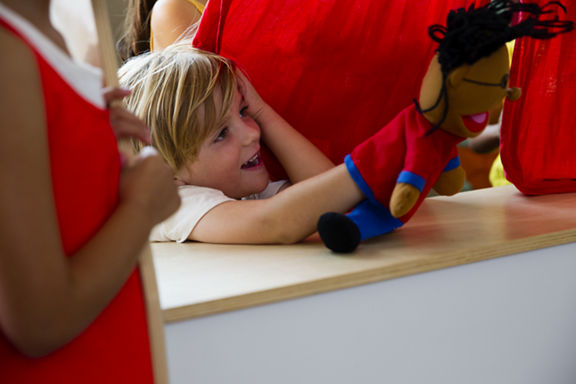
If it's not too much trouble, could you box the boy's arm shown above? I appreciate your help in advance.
[189,164,364,244]
[239,72,334,183]
[257,105,335,183]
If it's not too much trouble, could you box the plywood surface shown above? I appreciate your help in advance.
[151,185,576,322]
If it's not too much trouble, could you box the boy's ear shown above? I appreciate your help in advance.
[446,66,470,88]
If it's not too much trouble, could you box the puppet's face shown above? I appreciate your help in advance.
[419,45,521,138]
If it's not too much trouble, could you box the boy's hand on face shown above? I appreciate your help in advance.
[236,70,268,123]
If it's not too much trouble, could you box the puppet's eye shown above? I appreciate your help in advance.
[499,74,510,89]
[463,74,510,89]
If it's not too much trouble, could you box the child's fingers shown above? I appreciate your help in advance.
[109,107,151,144]
[235,70,253,96]
[102,87,131,107]
[119,150,180,223]
[235,70,266,118]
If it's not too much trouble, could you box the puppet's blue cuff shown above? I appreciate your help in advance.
[347,200,404,240]
[443,156,461,172]
[344,155,404,241]
[397,171,425,192]
[345,154,376,201]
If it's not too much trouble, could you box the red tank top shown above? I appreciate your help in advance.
[0,11,154,384]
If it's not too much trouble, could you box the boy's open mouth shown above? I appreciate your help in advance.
[461,112,489,133]
[241,152,262,169]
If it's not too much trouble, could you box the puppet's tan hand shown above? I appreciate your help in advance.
[433,166,466,196]
[390,183,420,218]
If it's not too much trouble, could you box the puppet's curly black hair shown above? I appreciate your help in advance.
[432,0,573,76]
[417,0,573,132]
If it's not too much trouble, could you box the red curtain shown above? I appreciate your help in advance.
[500,0,576,194]
[194,0,486,179]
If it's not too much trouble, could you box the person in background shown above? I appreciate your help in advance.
[118,0,205,61]
[0,1,180,382]
[49,0,100,67]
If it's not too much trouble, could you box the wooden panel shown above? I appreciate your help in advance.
[91,2,168,382]
[152,185,576,322]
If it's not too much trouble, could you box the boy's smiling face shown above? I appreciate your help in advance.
[176,87,270,199]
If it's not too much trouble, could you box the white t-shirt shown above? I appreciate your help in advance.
[150,180,288,242]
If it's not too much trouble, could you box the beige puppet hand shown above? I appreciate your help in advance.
[390,182,421,218]
[433,166,466,196]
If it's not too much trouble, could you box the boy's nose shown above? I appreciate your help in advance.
[241,120,261,145]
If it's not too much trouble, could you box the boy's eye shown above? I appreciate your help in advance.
[240,106,249,117]
[214,127,229,142]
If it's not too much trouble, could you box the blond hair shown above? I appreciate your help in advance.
[118,43,237,171]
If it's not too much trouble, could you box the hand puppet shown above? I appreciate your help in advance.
[318,0,574,253]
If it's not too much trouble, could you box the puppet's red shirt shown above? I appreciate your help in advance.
[348,104,464,222]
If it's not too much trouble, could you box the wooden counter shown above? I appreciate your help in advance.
[151,185,576,322]
[151,185,576,384]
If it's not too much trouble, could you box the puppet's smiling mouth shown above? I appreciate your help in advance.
[461,112,489,133]
[241,152,263,169]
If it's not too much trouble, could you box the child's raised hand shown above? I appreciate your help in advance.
[118,147,181,227]
[236,70,268,122]
[102,87,151,145]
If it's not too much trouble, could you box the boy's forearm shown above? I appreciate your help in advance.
[263,164,364,243]
[258,105,334,183]
[190,164,364,245]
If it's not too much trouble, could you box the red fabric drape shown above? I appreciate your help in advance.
[194,0,486,179]
[501,0,576,195]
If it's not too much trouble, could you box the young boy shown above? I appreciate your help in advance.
[119,43,365,244]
